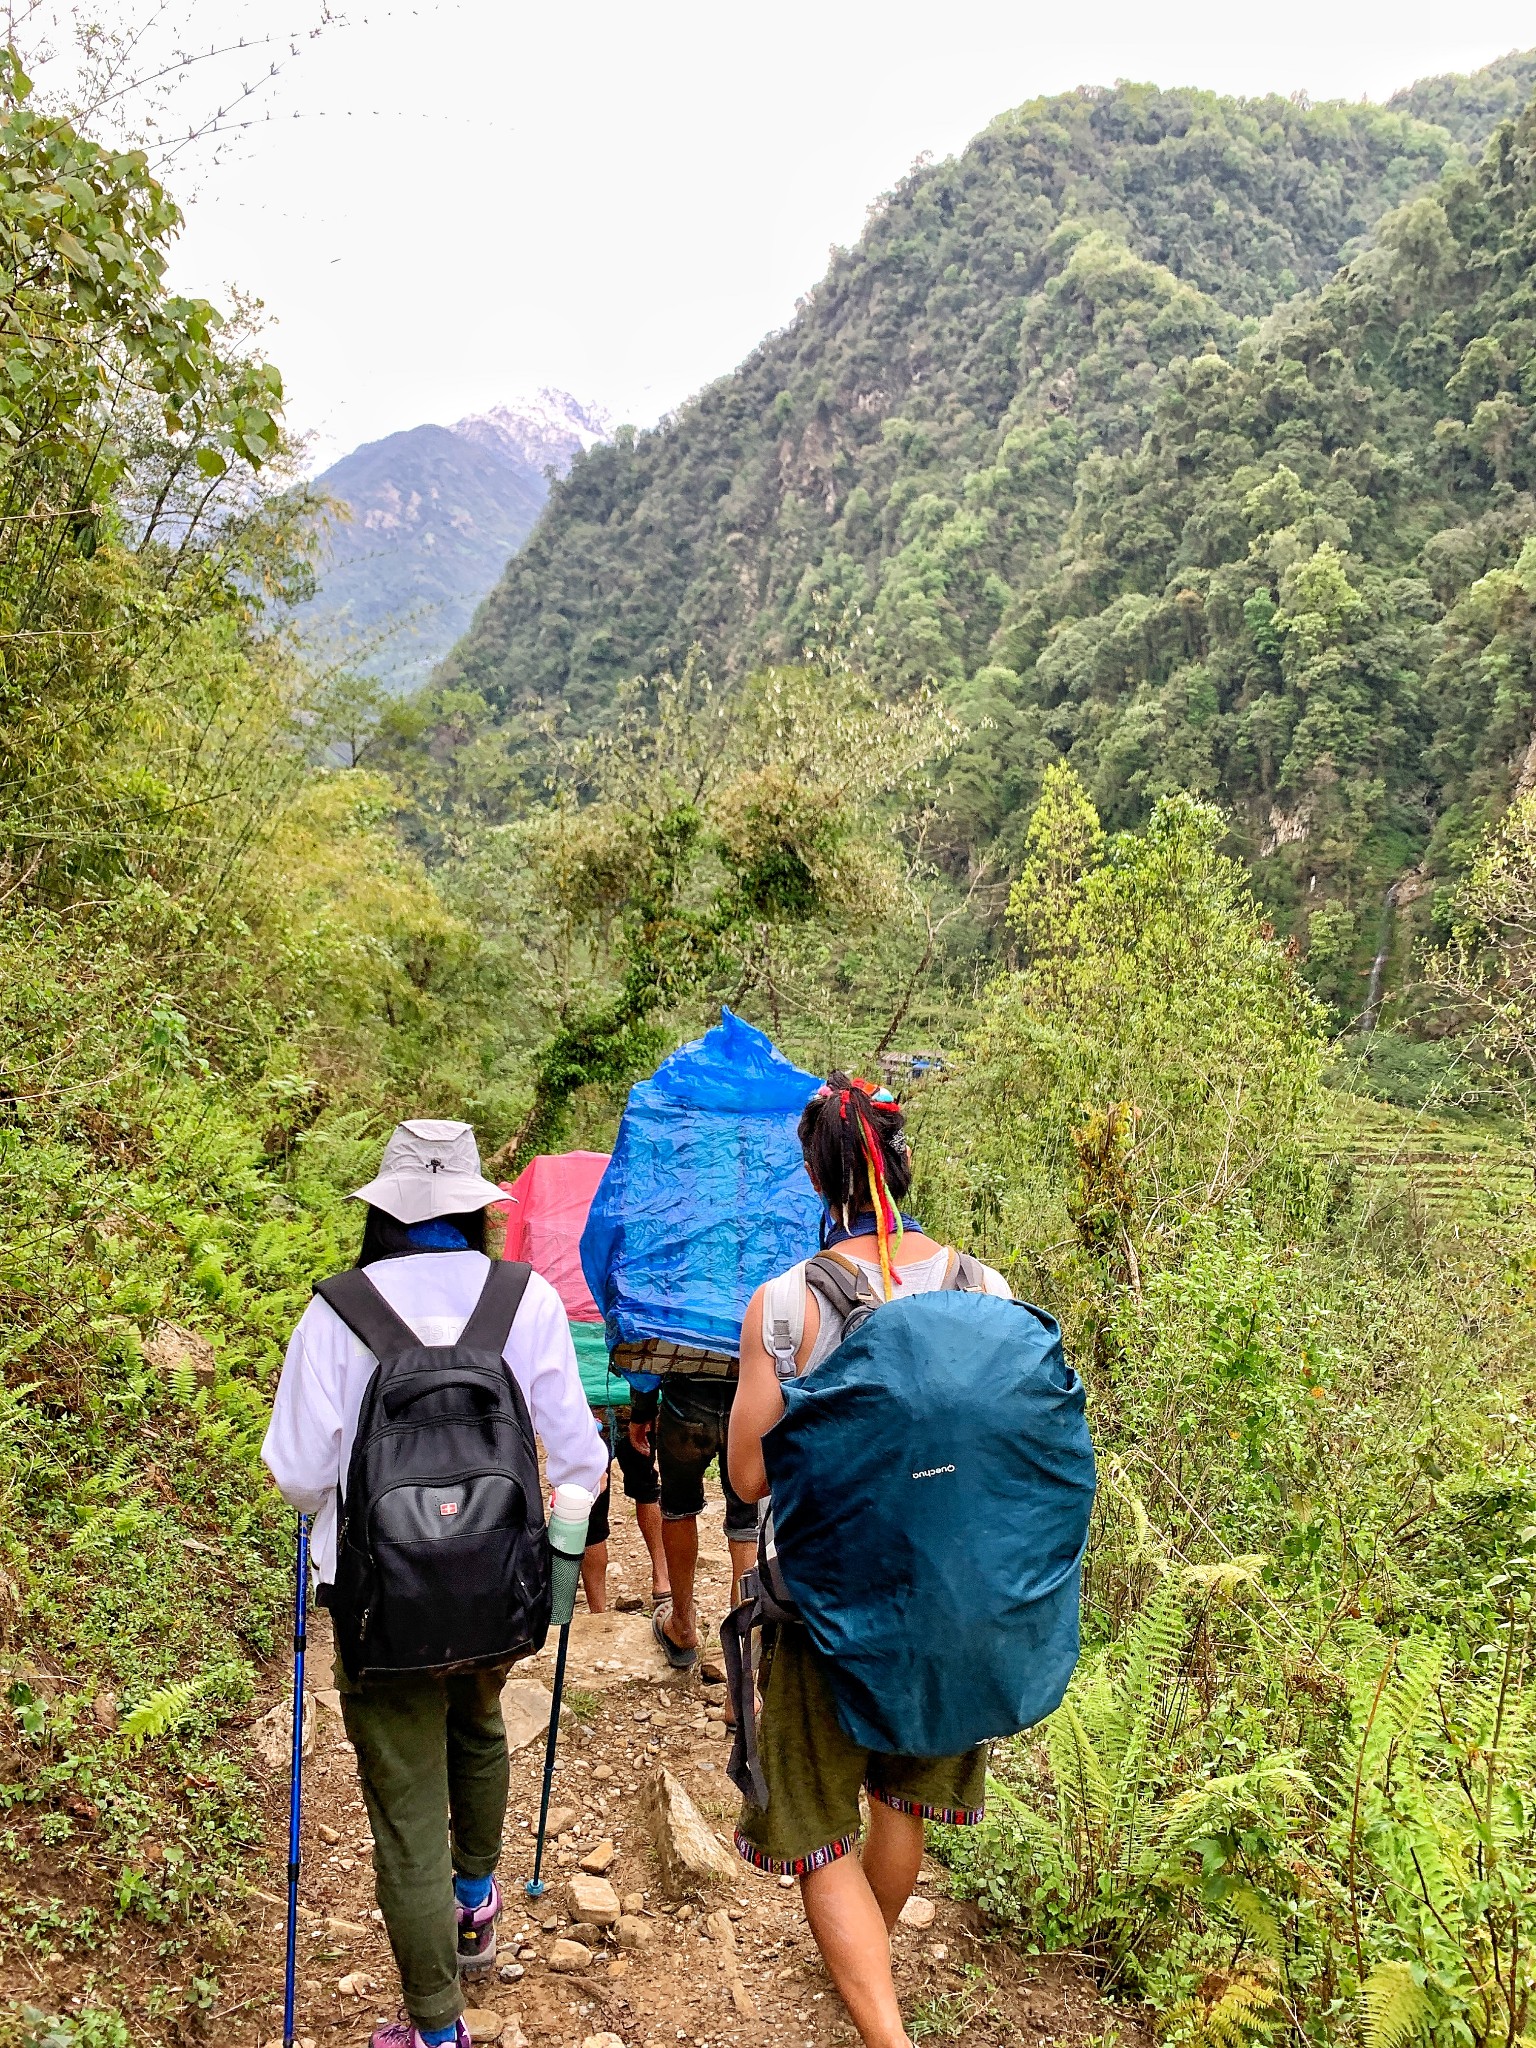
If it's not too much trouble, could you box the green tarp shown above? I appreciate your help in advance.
[571,1319,630,1410]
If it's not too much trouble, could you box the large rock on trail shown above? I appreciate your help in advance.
[564,1872,621,1925]
[460,2011,505,2042]
[639,1767,737,1894]
[501,1677,553,1752]
[251,1692,313,1771]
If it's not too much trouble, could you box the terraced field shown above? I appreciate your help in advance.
[1311,1090,1533,1224]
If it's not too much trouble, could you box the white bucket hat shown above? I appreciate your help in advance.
[349,1119,506,1225]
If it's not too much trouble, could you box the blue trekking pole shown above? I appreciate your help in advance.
[284,1513,310,2048]
[526,1487,591,1900]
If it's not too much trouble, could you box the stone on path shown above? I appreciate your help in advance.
[699,1655,727,1684]
[501,1678,554,1753]
[548,1937,593,1972]
[639,1767,738,1895]
[310,1686,347,1744]
[704,1908,736,1947]
[527,1607,672,1687]
[145,1321,216,1386]
[729,1978,757,2018]
[620,1890,645,1913]
[325,1916,370,1939]
[543,1804,577,1836]
[500,2025,529,2048]
[615,1913,653,1949]
[581,2034,627,2048]
[251,1693,312,1771]
[461,2011,504,2042]
[579,1838,616,1874]
[564,1872,621,1925]
[898,1894,937,1930]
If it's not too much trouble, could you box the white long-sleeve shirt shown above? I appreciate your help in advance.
[261,1251,607,1584]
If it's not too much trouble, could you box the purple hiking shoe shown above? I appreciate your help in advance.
[456,1873,502,1975]
[369,2022,470,2048]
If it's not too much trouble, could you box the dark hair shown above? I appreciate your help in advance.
[356,1205,488,1268]
[796,1071,912,1227]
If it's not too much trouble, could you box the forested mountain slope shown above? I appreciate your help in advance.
[439,61,1532,742]
[937,87,1536,951]
[1389,46,1536,141]
[298,391,609,691]
[299,424,546,689]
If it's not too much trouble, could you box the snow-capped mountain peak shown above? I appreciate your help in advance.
[452,389,612,478]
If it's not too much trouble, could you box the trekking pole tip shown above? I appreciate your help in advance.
[524,1879,546,1899]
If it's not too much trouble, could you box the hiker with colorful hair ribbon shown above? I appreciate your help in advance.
[262,1119,607,2048]
[727,1076,1095,2048]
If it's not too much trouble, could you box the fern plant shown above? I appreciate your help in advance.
[950,1572,1308,1993]
[1358,1961,1434,2048]
[118,1677,205,1747]
[1161,1968,1287,2048]
[1335,1619,1536,2048]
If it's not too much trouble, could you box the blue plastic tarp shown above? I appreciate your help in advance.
[580,1009,823,1364]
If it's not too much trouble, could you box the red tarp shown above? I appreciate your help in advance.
[497,1151,609,1324]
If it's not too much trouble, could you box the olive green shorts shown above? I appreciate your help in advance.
[734,1623,988,1876]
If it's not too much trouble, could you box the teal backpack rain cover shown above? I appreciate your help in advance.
[764,1287,1096,1756]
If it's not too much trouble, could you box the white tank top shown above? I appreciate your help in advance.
[764,1246,1013,1375]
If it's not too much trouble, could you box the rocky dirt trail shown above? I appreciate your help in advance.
[220,1482,1139,2048]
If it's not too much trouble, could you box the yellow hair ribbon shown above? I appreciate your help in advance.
[865,1147,895,1300]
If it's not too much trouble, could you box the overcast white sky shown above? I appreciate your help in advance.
[42,1,1534,468]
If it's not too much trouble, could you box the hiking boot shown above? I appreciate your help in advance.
[456,1873,501,1975]
[369,2022,470,2048]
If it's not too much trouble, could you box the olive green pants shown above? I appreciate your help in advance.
[336,1658,510,2030]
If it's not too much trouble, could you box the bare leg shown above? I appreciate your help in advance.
[861,1801,924,1929]
[659,1517,699,1647]
[801,1855,910,2048]
[581,1541,608,1614]
[636,1501,670,1601]
[727,1537,755,1607]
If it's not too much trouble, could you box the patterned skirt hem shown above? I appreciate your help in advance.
[733,1827,855,1877]
[865,1787,985,1824]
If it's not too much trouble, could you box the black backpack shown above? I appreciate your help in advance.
[314,1260,552,1678]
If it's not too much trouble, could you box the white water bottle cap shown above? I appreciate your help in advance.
[551,1481,596,1523]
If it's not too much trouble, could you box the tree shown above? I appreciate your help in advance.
[1006,761,1106,994]
[919,792,1325,1301]
[495,662,942,1166]
[0,50,288,894]
[1429,790,1536,1125]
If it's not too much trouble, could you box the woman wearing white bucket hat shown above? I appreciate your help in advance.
[263,1119,607,2048]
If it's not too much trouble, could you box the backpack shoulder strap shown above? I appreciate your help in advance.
[313,1268,422,1360]
[806,1250,880,1322]
[940,1250,994,1295]
[459,1259,533,1357]
[762,1263,808,1383]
